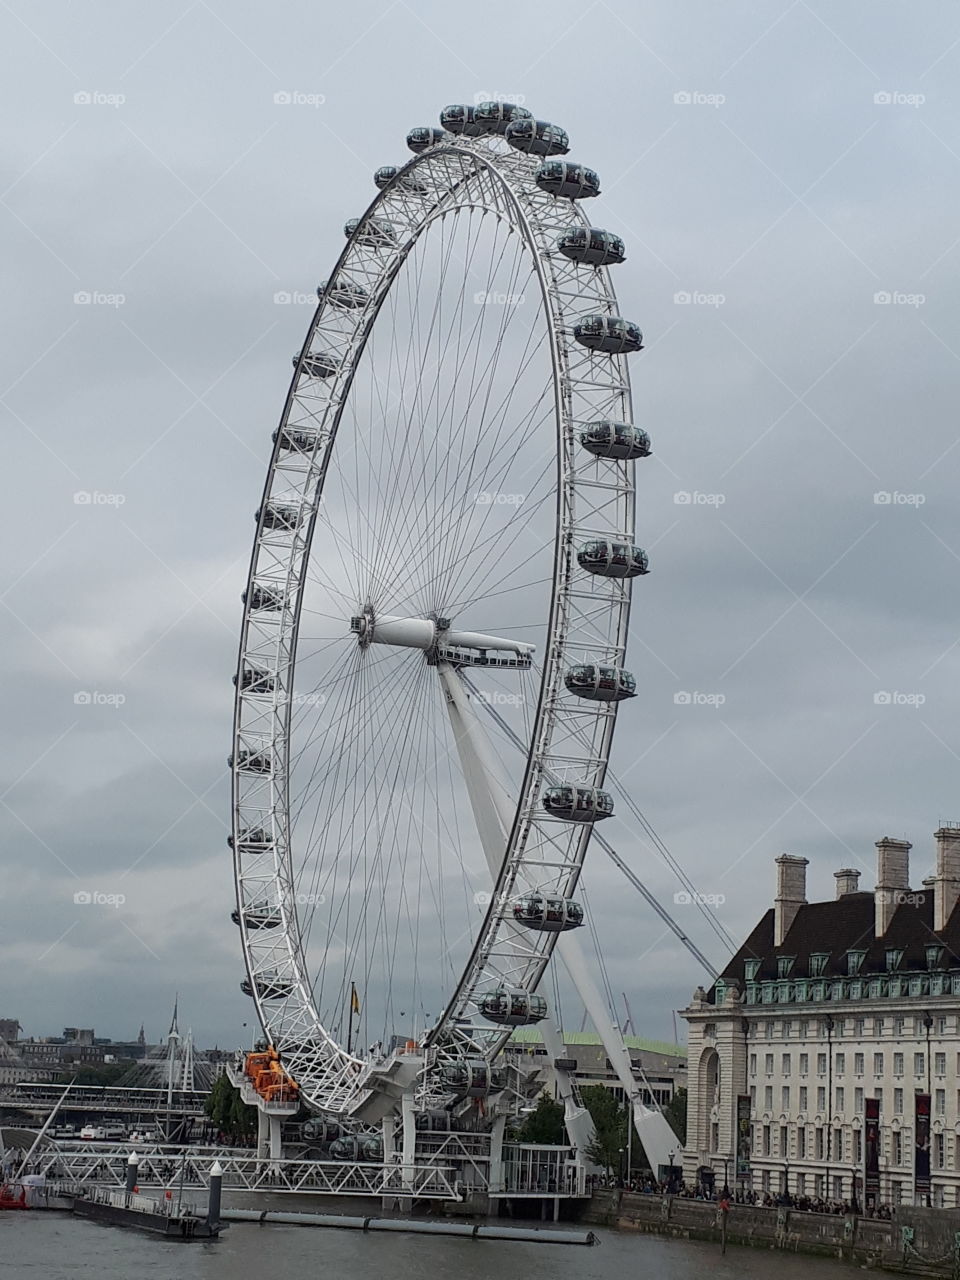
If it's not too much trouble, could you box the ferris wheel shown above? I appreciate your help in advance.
[230,100,653,1128]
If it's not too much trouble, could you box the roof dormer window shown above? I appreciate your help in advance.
[926,945,944,971]
[885,948,904,972]
[809,952,829,978]
[744,958,761,982]
[777,956,795,979]
[847,950,866,976]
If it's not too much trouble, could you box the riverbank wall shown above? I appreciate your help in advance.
[581,1190,960,1275]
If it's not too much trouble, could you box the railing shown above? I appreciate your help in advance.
[76,1185,195,1217]
[34,1146,587,1199]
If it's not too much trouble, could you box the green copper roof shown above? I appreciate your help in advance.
[508,1028,685,1057]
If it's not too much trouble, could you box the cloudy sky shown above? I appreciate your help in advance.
[3,0,960,1052]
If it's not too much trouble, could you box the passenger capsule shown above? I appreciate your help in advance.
[505,118,569,156]
[231,903,281,929]
[512,893,586,931]
[233,665,276,695]
[317,279,369,309]
[579,421,651,460]
[564,663,636,702]
[439,104,486,136]
[302,1117,340,1142]
[257,502,301,532]
[229,749,273,775]
[243,583,284,611]
[344,216,397,247]
[556,227,625,266]
[294,352,339,379]
[273,425,319,454]
[577,539,649,578]
[241,974,293,1000]
[574,315,643,354]
[473,101,533,134]
[406,126,445,153]
[543,785,614,823]
[440,1059,505,1097]
[330,1135,383,1161]
[373,165,429,195]
[536,161,600,200]
[228,827,273,853]
[477,987,548,1027]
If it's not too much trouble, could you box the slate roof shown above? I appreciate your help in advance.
[713,890,960,1002]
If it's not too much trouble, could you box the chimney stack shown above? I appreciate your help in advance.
[834,868,861,898]
[875,837,911,936]
[933,827,960,931]
[774,854,808,946]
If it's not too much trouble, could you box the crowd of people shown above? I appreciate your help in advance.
[587,1171,895,1218]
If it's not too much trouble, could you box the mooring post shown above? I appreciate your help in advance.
[125,1152,139,1202]
[207,1161,222,1230]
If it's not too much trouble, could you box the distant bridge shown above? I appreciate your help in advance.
[0,1082,208,1120]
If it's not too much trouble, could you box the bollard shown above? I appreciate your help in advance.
[207,1161,222,1229]
[125,1152,140,1201]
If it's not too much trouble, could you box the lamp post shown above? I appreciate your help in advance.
[668,1148,676,1194]
[823,1014,834,1202]
[783,1156,791,1205]
[618,1147,625,1187]
[721,1155,730,1199]
[923,1011,933,1208]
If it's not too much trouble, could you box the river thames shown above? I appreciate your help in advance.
[4,1213,865,1280]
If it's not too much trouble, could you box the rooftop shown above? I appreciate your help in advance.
[508,1028,685,1058]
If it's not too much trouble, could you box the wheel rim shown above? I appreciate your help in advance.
[232,132,640,1115]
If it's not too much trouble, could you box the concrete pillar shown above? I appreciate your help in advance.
[400,1091,417,1204]
[834,868,860,897]
[933,827,960,931]
[875,837,911,936]
[488,1113,506,1195]
[774,855,808,946]
[267,1112,283,1163]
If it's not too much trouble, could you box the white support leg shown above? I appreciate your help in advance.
[488,1113,507,1195]
[439,663,597,1163]
[400,1090,417,1206]
[440,662,679,1173]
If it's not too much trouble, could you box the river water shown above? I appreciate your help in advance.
[2,1212,864,1280]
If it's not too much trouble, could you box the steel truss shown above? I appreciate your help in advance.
[231,120,639,1121]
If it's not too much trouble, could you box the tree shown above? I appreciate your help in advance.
[515,1093,565,1144]
[58,1063,130,1087]
[205,1073,256,1144]
[664,1087,687,1147]
[581,1084,629,1174]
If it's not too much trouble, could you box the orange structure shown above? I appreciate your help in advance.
[243,1046,299,1105]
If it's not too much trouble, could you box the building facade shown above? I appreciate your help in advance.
[506,1028,685,1108]
[682,826,960,1207]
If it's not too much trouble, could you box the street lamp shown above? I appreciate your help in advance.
[823,1014,834,1202]
[923,1012,933,1208]
[721,1156,730,1199]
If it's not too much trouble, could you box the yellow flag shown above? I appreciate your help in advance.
[351,984,360,1014]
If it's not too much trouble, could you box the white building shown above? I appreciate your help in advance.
[682,826,960,1207]
[506,1027,685,1108]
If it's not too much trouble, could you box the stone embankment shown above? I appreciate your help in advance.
[581,1190,960,1276]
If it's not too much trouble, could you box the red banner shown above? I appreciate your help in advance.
[915,1093,931,1198]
